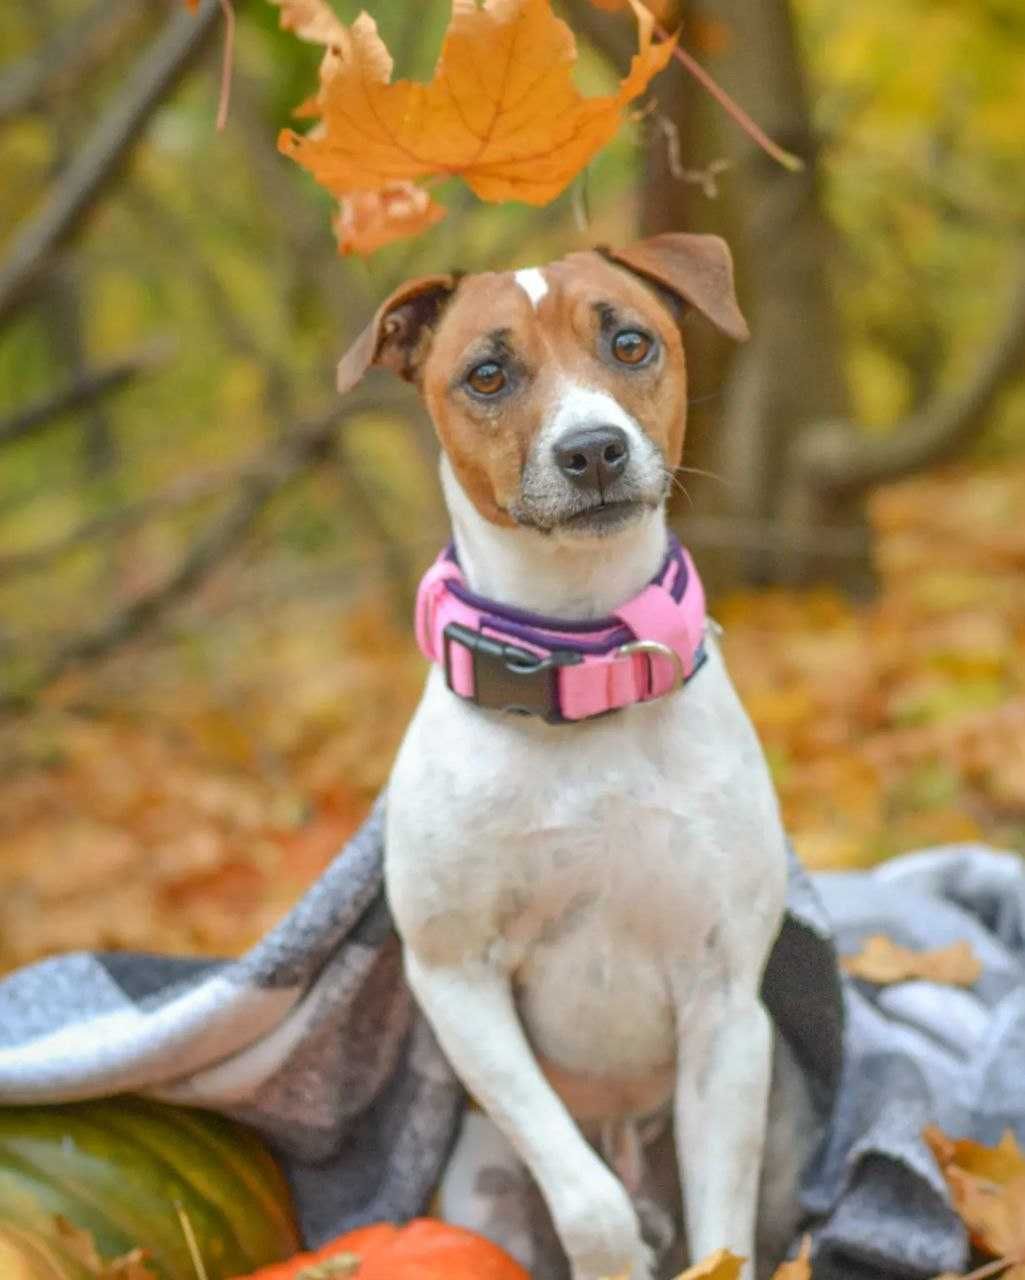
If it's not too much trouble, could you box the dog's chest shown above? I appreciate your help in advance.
[386,646,786,1111]
[499,783,702,1092]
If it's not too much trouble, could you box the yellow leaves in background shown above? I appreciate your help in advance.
[275,0,674,252]
[717,464,1025,872]
[841,936,982,987]
[925,1128,1025,1275]
[0,595,425,975]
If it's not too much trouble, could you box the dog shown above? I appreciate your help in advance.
[336,235,816,1280]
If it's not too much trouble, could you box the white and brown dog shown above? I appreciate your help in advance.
[337,235,814,1280]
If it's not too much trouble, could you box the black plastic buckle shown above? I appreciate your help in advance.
[442,622,582,724]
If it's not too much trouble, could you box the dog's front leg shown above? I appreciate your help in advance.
[406,951,653,1280]
[674,988,773,1278]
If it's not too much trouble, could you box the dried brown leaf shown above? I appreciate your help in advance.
[269,0,349,44]
[54,1218,157,1279]
[841,935,982,987]
[672,1250,745,1280]
[332,184,447,256]
[771,1234,812,1280]
[925,1127,1025,1261]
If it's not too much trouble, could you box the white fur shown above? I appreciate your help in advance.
[516,382,668,541]
[441,455,666,618]
[543,383,651,461]
[387,350,790,1280]
[515,267,549,309]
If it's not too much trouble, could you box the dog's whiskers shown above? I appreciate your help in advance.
[666,470,695,509]
[675,464,736,491]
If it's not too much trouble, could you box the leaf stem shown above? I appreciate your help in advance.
[215,0,235,131]
[649,13,804,172]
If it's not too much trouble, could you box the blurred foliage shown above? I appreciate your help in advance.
[0,0,1023,969]
[798,0,1025,444]
[1,460,1022,973]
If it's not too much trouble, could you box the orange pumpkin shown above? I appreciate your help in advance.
[234,1219,529,1280]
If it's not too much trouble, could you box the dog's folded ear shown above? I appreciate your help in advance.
[337,274,459,395]
[601,233,749,343]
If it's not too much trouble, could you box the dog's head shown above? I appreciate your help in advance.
[337,234,747,539]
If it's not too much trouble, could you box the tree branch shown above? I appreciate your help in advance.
[0,463,233,582]
[0,0,222,326]
[0,0,139,124]
[126,180,296,427]
[0,341,172,448]
[796,246,1025,494]
[0,404,341,710]
[0,387,412,708]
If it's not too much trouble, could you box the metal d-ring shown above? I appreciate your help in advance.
[613,638,686,698]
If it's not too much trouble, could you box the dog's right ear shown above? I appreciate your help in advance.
[337,274,459,395]
[601,234,749,343]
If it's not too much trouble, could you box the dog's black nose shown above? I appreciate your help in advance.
[554,426,630,490]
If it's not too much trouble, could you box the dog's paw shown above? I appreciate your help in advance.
[553,1168,653,1280]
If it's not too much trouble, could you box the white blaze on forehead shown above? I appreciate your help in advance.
[514,267,549,309]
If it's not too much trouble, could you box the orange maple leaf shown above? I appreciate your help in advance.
[332,183,447,256]
[925,1126,1025,1263]
[278,0,675,207]
[841,935,982,987]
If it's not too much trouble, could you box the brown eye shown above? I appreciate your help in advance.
[612,330,653,365]
[467,362,507,395]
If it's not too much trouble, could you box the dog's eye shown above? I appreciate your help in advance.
[612,330,653,366]
[466,362,507,396]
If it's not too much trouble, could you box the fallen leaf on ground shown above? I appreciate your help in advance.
[672,1250,744,1280]
[924,1127,1025,1262]
[52,1217,155,1278]
[278,0,675,206]
[925,1127,1025,1185]
[333,183,447,255]
[841,935,982,986]
[771,1235,812,1280]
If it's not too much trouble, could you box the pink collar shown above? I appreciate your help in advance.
[414,537,707,724]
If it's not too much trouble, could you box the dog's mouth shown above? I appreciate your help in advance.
[514,497,649,536]
[559,499,646,532]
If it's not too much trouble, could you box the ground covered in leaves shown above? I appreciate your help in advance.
[1,460,1023,976]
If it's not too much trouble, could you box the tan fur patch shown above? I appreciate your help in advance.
[421,255,689,526]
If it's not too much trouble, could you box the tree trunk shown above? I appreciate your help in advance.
[641,0,870,590]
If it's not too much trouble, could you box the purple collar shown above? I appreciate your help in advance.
[414,537,708,724]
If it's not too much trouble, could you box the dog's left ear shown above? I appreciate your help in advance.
[337,273,460,395]
[601,233,749,342]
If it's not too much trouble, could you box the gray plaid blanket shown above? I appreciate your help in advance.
[1,793,1022,1278]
